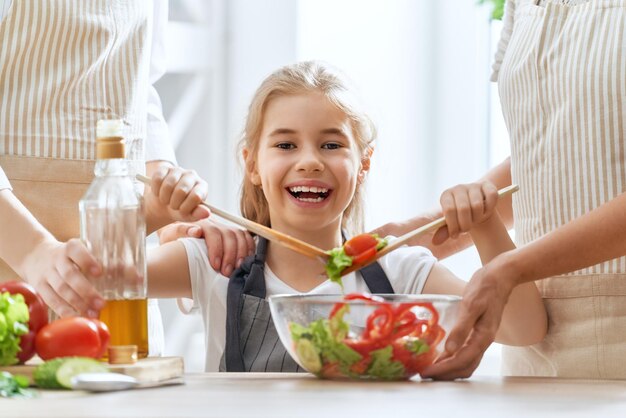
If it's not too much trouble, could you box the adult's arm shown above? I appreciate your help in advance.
[0,189,103,317]
[371,157,513,259]
[421,191,626,380]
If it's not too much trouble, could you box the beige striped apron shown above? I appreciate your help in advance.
[496,0,626,378]
[0,0,152,280]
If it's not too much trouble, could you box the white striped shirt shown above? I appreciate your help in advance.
[0,0,176,191]
[492,0,626,275]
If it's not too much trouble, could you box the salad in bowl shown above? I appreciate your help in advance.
[268,293,460,380]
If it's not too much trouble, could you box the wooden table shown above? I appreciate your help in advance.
[5,373,626,418]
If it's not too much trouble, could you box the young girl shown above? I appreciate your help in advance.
[147,61,547,373]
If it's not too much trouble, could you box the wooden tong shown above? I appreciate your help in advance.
[136,174,329,261]
[337,184,520,277]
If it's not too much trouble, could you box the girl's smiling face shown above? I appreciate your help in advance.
[246,92,367,235]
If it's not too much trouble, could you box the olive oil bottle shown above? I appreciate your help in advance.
[79,119,148,358]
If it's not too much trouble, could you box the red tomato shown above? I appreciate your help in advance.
[0,280,49,363]
[35,317,102,360]
[90,319,111,358]
[350,247,377,266]
[344,234,378,257]
[17,331,36,364]
[0,280,48,332]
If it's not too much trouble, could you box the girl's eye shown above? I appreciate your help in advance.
[276,142,295,150]
[322,142,342,150]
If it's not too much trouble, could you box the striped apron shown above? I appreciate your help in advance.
[0,0,151,280]
[221,237,395,372]
[496,0,626,378]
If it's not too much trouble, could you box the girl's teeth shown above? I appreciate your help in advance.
[289,186,328,193]
[297,197,324,203]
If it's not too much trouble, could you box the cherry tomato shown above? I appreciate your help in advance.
[90,319,111,358]
[350,247,377,266]
[344,234,378,257]
[0,280,49,363]
[35,317,102,360]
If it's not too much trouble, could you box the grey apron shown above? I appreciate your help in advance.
[220,237,394,372]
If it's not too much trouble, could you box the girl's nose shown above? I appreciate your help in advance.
[295,148,324,172]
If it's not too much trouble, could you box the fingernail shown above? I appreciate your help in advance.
[90,266,101,276]
[224,265,233,277]
[236,258,243,268]
[189,227,201,236]
[446,340,458,353]
[214,258,221,269]
[93,299,105,310]
[87,309,98,318]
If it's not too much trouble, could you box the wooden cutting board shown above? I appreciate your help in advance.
[1,356,184,386]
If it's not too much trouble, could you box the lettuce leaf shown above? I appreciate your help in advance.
[0,292,30,366]
[325,247,353,287]
[366,346,405,380]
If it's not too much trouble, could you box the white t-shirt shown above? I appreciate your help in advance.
[180,237,437,372]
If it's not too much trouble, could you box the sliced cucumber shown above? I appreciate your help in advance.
[34,357,109,389]
[56,358,109,389]
[34,358,67,389]
[295,339,322,373]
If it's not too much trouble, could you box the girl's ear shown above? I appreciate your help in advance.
[358,146,374,184]
[242,148,262,186]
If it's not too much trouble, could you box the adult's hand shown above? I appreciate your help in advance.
[371,212,473,260]
[21,238,105,318]
[158,219,255,277]
[420,253,518,380]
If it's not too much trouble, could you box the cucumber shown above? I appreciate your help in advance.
[295,339,322,373]
[34,357,109,389]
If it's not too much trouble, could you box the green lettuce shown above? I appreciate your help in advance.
[366,346,405,380]
[0,292,30,366]
[290,307,361,376]
[325,247,353,287]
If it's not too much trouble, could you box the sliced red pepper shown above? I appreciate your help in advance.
[344,337,386,356]
[350,355,371,374]
[329,302,346,319]
[365,305,394,341]
[344,293,384,303]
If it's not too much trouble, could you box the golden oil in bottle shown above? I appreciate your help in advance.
[99,299,149,359]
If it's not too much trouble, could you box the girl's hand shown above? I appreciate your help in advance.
[146,166,211,223]
[158,219,255,277]
[439,182,498,240]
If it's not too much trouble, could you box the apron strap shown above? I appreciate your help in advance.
[359,261,394,294]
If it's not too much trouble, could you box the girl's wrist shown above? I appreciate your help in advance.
[491,248,532,288]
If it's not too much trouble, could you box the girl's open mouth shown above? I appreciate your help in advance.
[286,186,332,203]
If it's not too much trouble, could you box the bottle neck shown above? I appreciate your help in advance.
[94,158,129,177]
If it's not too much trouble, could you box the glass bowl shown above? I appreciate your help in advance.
[268,293,460,381]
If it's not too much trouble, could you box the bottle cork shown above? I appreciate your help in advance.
[108,345,138,365]
[96,119,125,159]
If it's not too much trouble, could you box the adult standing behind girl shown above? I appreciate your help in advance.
[375,0,626,379]
[0,0,252,324]
[142,61,546,372]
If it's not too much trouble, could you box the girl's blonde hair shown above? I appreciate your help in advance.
[239,61,376,235]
